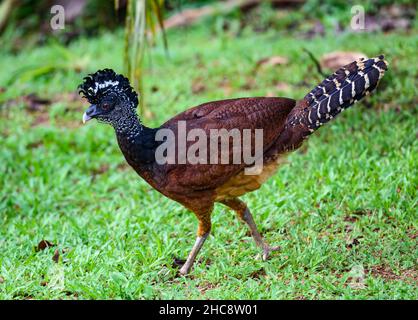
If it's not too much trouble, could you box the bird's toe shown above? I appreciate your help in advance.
[261,245,281,261]
[172,257,187,268]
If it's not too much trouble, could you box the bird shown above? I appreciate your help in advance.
[79,55,388,275]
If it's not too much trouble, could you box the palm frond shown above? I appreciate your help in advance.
[119,0,167,116]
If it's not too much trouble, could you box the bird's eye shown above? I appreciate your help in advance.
[102,103,111,110]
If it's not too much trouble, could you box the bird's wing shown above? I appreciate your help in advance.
[159,97,296,191]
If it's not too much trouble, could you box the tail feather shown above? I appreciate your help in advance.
[305,55,388,131]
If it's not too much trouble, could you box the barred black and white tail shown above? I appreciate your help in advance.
[305,55,388,132]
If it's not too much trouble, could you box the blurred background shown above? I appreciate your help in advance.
[0,1,417,299]
[0,0,416,113]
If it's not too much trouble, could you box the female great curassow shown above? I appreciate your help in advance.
[79,55,388,275]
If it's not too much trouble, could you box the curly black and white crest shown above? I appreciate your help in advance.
[78,69,138,107]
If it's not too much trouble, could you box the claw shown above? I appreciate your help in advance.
[179,265,189,276]
[261,245,281,261]
[172,257,187,268]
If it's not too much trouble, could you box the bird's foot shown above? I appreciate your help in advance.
[172,257,190,275]
[260,244,280,261]
[179,264,191,276]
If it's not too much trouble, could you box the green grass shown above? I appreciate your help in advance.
[0,25,417,299]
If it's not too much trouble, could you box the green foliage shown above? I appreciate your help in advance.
[0,20,417,299]
[302,0,417,17]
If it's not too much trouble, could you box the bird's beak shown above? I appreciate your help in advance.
[82,112,91,124]
[82,104,99,124]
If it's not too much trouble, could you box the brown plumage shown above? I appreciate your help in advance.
[79,55,388,275]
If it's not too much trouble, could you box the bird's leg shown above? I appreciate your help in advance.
[179,211,212,275]
[221,198,280,260]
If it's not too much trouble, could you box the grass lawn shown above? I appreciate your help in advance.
[0,24,417,299]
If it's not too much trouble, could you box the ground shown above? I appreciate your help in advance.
[0,24,417,299]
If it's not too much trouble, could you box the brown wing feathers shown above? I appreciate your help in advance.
[162,97,296,192]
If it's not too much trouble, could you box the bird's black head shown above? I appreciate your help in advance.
[78,69,139,126]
